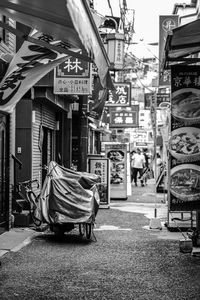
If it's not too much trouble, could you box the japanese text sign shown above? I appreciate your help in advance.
[169,65,200,211]
[109,105,139,128]
[54,56,91,95]
[145,93,170,109]
[159,15,179,86]
[88,158,110,207]
[150,93,157,130]
[106,82,131,106]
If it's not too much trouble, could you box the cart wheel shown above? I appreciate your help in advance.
[85,223,92,240]
[79,224,85,237]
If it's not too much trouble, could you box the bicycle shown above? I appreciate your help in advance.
[17,179,42,227]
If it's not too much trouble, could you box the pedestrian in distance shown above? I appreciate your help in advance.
[131,148,145,187]
[140,148,151,186]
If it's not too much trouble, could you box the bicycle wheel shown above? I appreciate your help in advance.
[28,192,42,227]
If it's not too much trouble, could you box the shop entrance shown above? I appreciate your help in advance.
[0,114,9,233]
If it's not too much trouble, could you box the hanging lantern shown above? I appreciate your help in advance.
[106,33,125,71]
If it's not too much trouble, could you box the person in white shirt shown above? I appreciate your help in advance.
[131,148,145,187]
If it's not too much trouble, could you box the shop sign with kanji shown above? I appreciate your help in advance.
[145,93,170,109]
[54,56,91,95]
[109,105,139,128]
[106,82,131,106]
[88,158,110,207]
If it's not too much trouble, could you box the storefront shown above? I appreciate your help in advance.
[163,17,200,232]
[0,0,111,230]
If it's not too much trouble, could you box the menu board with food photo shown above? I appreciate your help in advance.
[170,65,200,211]
[105,143,127,200]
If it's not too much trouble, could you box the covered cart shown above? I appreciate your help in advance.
[36,161,100,239]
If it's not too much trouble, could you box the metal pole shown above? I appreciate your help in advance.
[153,92,157,218]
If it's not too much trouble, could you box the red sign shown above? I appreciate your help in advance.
[106,82,131,106]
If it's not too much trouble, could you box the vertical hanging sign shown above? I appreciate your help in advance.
[170,65,200,211]
[150,93,157,159]
[159,15,179,86]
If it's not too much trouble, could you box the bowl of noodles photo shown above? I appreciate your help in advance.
[171,88,200,124]
[170,164,200,201]
[170,127,200,162]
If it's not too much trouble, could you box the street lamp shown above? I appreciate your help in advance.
[100,16,125,71]
[106,32,125,70]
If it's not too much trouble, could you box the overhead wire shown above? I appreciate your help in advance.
[107,0,113,16]
[123,52,158,93]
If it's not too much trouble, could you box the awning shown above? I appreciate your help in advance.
[0,0,110,88]
[163,18,200,69]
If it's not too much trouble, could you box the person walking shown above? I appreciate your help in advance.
[141,148,150,185]
[131,148,145,187]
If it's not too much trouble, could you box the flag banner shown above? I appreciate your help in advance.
[87,75,108,120]
[0,32,68,113]
[88,89,108,120]
[150,93,157,130]
[150,93,157,161]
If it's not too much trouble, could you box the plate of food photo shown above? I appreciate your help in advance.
[170,127,200,162]
[107,150,124,162]
[171,88,200,124]
[170,164,200,201]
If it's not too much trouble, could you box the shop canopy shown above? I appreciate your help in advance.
[163,18,200,70]
[0,0,111,88]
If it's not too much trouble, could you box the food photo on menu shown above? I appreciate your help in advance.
[171,88,200,124]
[170,127,200,162]
[170,164,200,202]
[107,150,124,162]
[107,150,125,185]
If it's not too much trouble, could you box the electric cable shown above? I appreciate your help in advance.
[107,0,113,16]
